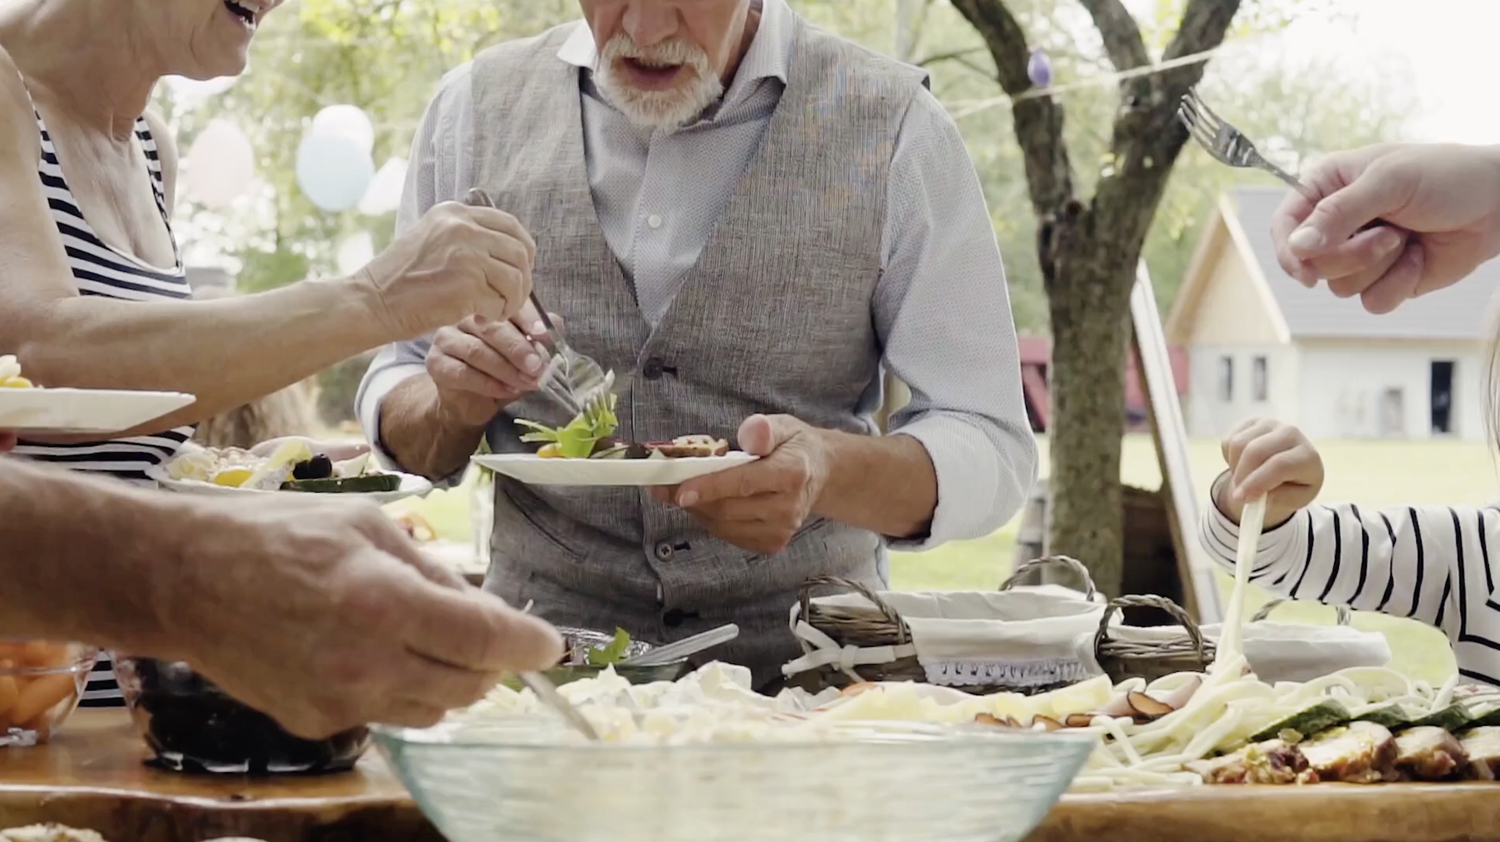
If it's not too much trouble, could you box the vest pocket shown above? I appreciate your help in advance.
[496,481,589,560]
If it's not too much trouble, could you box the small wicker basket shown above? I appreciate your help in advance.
[787,556,1099,696]
[1092,595,1214,684]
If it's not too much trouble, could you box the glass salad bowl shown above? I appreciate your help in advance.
[373,716,1093,842]
[0,639,98,746]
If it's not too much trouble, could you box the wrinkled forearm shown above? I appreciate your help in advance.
[377,374,490,480]
[7,278,388,438]
[0,459,185,657]
[812,430,936,540]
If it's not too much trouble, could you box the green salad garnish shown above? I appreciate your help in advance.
[515,393,619,458]
[586,628,633,666]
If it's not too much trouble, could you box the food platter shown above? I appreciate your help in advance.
[147,442,431,505]
[147,467,431,505]
[473,451,757,486]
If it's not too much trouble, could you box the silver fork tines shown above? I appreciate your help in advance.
[1177,88,1317,202]
[461,187,614,417]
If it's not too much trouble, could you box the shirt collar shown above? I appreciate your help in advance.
[556,0,793,89]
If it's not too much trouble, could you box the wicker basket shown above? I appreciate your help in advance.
[1093,594,1215,684]
[787,556,1099,696]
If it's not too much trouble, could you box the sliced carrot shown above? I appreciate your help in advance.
[0,676,18,722]
[8,673,77,726]
[0,642,29,663]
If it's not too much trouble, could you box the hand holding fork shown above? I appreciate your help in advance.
[1178,88,1417,311]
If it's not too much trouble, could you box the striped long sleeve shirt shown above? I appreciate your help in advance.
[1200,483,1500,686]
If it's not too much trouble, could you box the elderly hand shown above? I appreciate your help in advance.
[357,201,537,340]
[652,414,830,555]
[424,302,554,427]
[1273,143,1500,314]
[1214,418,1324,528]
[168,495,562,739]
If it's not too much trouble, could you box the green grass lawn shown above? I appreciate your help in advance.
[392,434,1498,685]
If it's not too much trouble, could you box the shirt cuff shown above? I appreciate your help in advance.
[885,413,1020,551]
[1202,472,1304,571]
[356,362,470,490]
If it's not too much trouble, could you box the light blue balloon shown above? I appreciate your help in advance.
[296,132,375,212]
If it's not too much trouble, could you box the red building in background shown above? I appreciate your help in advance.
[1016,336,1189,433]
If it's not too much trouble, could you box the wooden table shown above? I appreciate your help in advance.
[7,711,1500,842]
[0,711,441,841]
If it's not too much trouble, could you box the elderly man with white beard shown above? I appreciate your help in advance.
[357,0,1036,688]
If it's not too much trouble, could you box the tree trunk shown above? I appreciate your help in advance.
[1046,252,1132,596]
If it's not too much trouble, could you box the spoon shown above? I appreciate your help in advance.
[619,623,740,667]
[515,671,600,741]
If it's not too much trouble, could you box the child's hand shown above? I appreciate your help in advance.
[1215,418,1324,526]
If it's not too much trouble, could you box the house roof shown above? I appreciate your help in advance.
[1225,186,1500,341]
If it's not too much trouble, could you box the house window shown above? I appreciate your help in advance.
[1252,356,1268,402]
[1217,356,1234,402]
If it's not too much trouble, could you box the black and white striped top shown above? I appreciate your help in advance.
[13,106,195,706]
[1201,487,1500,687]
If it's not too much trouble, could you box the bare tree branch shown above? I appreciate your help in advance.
[915,46,986,68]
[1076,0,1150,71]
[1093,0,1241,242]
[948,0,1075,215]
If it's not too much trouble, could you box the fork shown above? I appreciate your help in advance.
[462,188,614,417]
[1177,88,1322,200]
[1178,89,1389,234]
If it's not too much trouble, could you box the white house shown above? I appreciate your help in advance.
[1167,186,1500,441]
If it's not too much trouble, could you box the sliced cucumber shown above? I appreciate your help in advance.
[1407,702,1474,733]
[1251,700,1351,743]
[1356,704,1415,730]
[281,474,402,494]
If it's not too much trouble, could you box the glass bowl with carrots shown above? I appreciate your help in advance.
[0,639,99,746]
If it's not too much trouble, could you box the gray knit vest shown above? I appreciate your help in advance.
[471,17,927,687]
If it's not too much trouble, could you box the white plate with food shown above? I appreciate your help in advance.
[0,355,195,435]
[475,447,757,487]
[478,385,757,486]
[147,440,431,504]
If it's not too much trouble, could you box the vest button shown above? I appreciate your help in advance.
[654,541,674,561]
[642,358,666,381]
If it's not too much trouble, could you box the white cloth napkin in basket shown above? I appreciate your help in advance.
[785,585,1108,689]
[1071,620,1391,683]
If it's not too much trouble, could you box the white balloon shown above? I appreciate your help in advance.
[310,104,375,156]
[336,231,376,277]
[183,119,255,209]
[358,157,408,216]
[296,133,375,213]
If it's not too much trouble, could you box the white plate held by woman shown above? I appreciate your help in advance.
[146,464,433,505]
[473,452,757,487]
[0,388,195,435]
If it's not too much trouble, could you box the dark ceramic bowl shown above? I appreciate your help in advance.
[114,656,369,775]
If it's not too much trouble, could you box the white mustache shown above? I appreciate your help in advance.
[600,33,710,72]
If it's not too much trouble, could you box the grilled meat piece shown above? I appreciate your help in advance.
[1459,727,1500,780]
[1393,726,1469,781]
[1187,739,1316,784]
[1299,721,1398,783]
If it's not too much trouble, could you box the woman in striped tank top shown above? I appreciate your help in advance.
[0,0,540,706]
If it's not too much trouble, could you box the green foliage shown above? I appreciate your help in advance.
[161,0,1412,335]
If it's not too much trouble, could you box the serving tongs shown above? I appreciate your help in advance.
[462,188,614,419]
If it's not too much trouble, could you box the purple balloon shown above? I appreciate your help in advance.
[1027,49,1053,88]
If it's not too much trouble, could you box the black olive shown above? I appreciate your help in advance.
[590,437,623,456]
[293,454,334,480]
[624,443,651,460]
